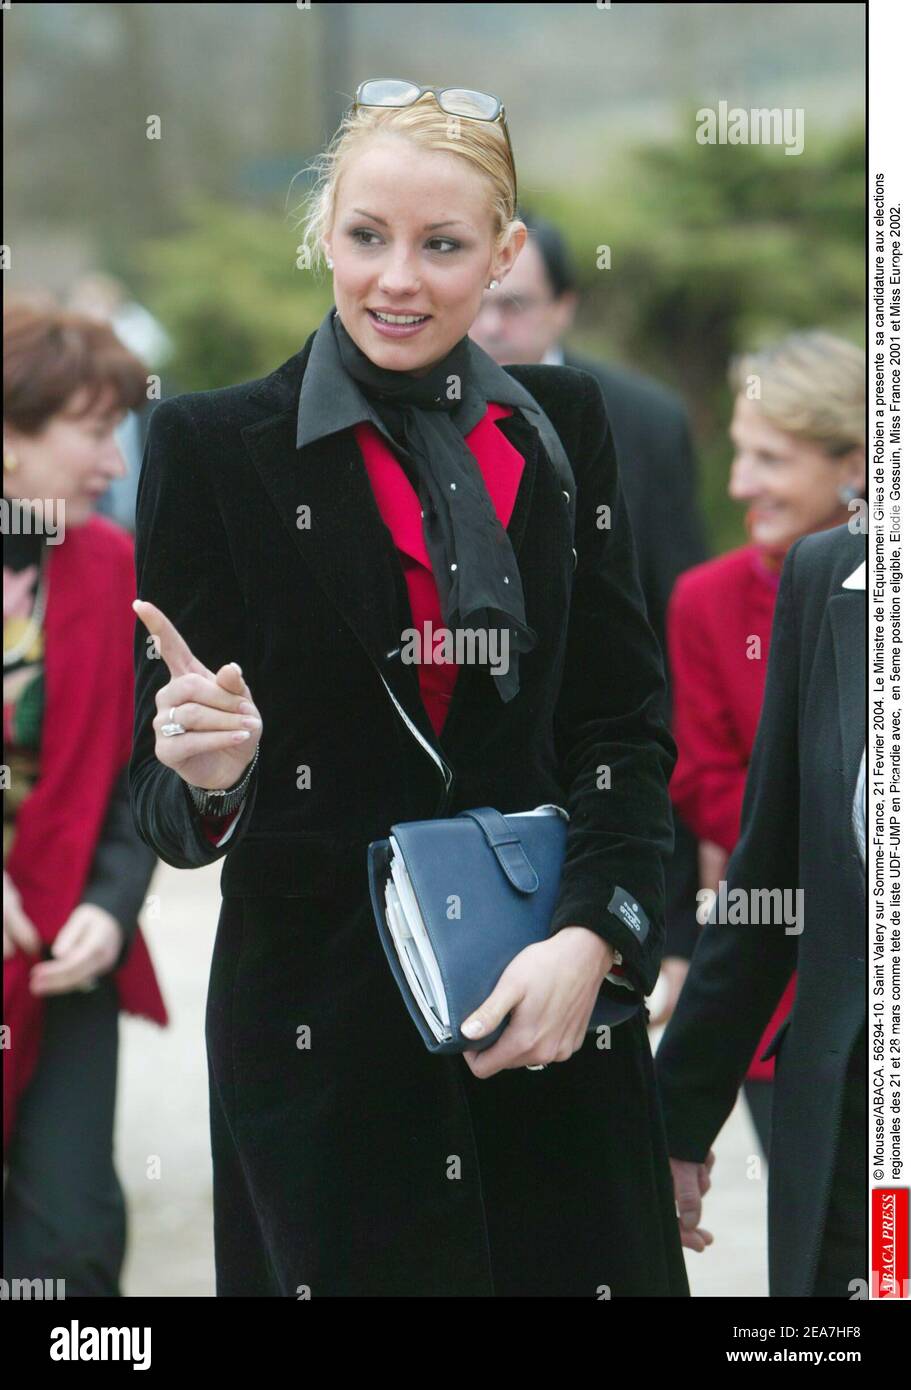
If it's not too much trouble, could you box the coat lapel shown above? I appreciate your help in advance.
[828,562,865,874]
[491,409,539,557]
[239,341,541,760]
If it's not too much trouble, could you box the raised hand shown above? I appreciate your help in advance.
[133,598,262,791]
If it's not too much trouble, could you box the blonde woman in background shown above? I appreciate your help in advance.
[657,330,863,1190]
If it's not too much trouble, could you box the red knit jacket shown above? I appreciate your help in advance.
[4,516,168,1149]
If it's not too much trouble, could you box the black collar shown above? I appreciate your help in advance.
[292,306,546,453]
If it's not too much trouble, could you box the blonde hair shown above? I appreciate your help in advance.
[294,90,521,276]
[728,330,865,455]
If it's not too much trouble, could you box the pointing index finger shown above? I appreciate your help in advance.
[132,599,214,680]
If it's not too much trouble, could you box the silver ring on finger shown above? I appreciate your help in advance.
[525,1064,547,1071]
[161,705,187,737]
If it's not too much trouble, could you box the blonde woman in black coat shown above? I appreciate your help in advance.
[130,81,691,1297]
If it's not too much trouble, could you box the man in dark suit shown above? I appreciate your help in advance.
[654,522,867,1297]
[470,211,707,967]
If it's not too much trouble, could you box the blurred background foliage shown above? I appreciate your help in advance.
[6,2,865,554]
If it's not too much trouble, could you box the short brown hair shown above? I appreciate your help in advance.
[3,298,150,435]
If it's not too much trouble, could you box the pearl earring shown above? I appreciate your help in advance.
[487,279,499,290]
[326,256,334,269]
[838,484,859,504]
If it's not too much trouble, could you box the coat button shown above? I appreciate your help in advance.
[562,490,571,503]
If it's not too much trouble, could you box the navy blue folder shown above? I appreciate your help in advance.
[368,805,643,1054]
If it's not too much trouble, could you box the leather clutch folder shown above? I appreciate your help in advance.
[367,804,643,1054]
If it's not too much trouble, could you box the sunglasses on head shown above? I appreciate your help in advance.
[352,78,518,218]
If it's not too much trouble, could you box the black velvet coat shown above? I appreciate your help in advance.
[564,348,708,961]
[129,328,689,1297]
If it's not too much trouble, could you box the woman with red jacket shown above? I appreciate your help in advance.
[3,302,168,1294]
[665,330,865,1158]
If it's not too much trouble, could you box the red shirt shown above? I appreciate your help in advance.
[355,402,525,734]
[667,544,797,1082]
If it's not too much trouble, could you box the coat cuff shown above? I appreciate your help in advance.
[199,803,246,846]
[653,1068,725,1163]
[549,882,656,997]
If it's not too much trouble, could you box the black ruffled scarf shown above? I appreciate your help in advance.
[331,310,536,703]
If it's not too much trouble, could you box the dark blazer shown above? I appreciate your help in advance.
[81,766,157,972]
[654,522,865,1297]
[565,348,708,961]
[128,332,689,1296]
[563,351,707,670]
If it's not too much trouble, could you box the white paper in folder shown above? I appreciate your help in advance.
[383,836,452,1042]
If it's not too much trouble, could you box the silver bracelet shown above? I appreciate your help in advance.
[186,744,260,817]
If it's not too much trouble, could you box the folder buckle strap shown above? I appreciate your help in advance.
[456,807,539,894]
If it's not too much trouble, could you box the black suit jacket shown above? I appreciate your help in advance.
[654,523,865,1296]
[565,350,708,961]
[81,766,157,971]
[128,338,678,998]
[562,351,707,672]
